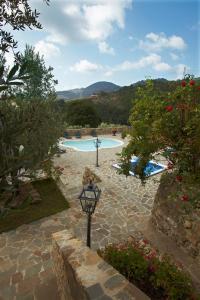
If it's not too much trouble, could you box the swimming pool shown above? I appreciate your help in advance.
[60,138,124,152]
[113,156,166,177]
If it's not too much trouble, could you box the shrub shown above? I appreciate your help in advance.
[150,255,193,300]
[99,239,199,300]
[121,131,127,139]
[102,245,149,282]
[120,76,200,184]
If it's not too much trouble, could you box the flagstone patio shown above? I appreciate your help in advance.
[0,135,199,299]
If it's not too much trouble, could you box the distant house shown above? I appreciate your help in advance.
[90,94,98,98]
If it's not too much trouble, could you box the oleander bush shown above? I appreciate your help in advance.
[98,238,200,300]
[120,76,200,187]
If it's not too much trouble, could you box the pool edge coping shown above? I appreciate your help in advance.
[59,137,124,152]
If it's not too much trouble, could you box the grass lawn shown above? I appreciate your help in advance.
[0,178,69,233]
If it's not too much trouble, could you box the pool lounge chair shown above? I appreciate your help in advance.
[90,129,97,137]
[63,131,72,139]
[75,131,81,138]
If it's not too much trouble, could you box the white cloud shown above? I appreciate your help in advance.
[69,59,102,73]
[104,70,113,77]
[115,53,162,71]
[146,32,159,42]
[170,53,179,61]
[64,4,80,17]
[98,41,115,55]
[35,40,60,59]
[32,0,132,45]
[168,36,186,49]
[104,53,183,77]
[128,35,134,40]
[153,62,172,72]
[139,32,187,52]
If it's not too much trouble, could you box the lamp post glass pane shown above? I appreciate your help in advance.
[94,138,101,148]
[79,184,101,214]
[80,198,96,214]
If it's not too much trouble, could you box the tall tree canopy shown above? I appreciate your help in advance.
[0,45,63,200]
[65,100,101,128]
[16,45,57,98]
[0,97,62,193]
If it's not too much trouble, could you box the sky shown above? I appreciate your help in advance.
[5,0,200,91]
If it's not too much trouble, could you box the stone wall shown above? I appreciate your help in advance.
[52,230,150,300]
[64,126,128,137]
[151,175,200,263]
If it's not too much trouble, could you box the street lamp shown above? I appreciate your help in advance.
[93,137,101,167]
[78,181,101,248]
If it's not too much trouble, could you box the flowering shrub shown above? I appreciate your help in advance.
[120,76,200,189]
[98,238,199,299]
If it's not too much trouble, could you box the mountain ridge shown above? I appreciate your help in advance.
[56,81,120,100]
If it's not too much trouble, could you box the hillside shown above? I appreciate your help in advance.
[89,78,177,124]
[61,78,192,125]
[56,81,120,100]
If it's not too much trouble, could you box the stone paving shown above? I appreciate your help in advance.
[57,135,161,249]
[0,135,199,299]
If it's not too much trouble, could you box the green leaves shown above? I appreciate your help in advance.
[0,61,29,95]
[15,45,57,99]
[65,100,101,127]
[0,0,47,52]
[7,64,19,81]
[119,77,200,183]
[99,242,195,299]
[0,65,4,78]
[0,85,8,92]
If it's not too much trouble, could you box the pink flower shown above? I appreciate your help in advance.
[172,152,178,157]
[167,162,173,170]
[176,175,182,182]
[165,105,173,112]
[149,265,156,273]
[181,81,186,87]
[146,251,157,260]
[189,80,195,86]
[181,195,189,202]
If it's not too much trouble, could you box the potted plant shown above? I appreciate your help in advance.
[112,128,117,136]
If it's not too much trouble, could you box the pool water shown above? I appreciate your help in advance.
[61,138,123,152]
[113,156,166,177]
[130,159,165,176]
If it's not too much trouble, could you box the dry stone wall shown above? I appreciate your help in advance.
[64,126,128,137]
[52,230,150,300]
[152,176,200,264]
